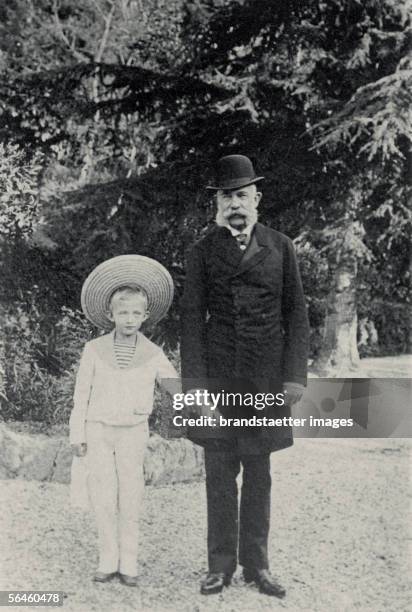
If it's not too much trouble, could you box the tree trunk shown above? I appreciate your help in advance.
[314,232,361,376]
[0,304,7,405]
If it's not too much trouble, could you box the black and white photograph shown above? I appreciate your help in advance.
[0,1,410,611]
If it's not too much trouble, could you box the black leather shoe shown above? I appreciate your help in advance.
[200,572,232,595]
[243,568,286,598]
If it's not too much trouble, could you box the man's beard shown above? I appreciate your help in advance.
[215,208,258,230]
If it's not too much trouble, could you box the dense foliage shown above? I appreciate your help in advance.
[0,0,410,422]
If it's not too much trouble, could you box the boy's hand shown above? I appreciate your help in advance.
[184,389,213,419]
[71,443,87,457]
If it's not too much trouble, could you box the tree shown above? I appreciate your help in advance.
[0,0,410,365]
[176,0,411,372]
[0,142,43,404]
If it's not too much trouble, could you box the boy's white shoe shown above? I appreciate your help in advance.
[119,573,138,587]
[93,571,117,583]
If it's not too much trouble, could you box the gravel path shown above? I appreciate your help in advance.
[1,438,410,612]
[358,355,411,378]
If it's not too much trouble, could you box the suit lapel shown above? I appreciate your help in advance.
[95,331,118,368]
[210,226,244,278]
[234,223,271,277]
[130,332,159,367]
[209,223,272,279]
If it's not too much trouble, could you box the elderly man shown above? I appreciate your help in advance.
[180,155,309,597]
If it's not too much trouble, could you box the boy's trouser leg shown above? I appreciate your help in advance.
[204,450,241,576]
[115,421,148,576]
[238,453,271,570]
[86,423,119,573]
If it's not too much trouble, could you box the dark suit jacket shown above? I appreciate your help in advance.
[180,222,310,453]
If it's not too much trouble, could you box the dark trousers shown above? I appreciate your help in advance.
[204,449,271,575]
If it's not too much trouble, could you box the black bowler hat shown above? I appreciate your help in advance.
[206,155,264,191]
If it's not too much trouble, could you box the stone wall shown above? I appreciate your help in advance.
[0,424,205,486]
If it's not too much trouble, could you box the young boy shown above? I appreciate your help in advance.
[69,255,179,587]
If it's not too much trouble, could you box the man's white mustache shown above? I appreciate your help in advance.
[227,212,246,219]
[215,208,258,227]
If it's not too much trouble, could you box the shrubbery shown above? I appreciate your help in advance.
[2,300,93,425]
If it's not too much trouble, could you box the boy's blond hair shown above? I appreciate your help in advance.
[108,286,148,312]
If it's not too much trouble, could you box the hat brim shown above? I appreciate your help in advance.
[206,176,264,191]
[81,255,174,330]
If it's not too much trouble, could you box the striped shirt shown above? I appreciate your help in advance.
[114,337,137,368]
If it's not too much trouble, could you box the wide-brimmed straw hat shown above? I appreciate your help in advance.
[81,255,174,330]
[206,155,264,191]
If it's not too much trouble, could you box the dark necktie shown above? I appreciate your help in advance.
[235,233,249,250]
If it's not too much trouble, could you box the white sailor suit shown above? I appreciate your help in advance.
[69,330,177,576]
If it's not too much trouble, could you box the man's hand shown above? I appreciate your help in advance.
[283,382,304,406]
[71,443,87,457]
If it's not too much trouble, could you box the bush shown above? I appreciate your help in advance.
[360,299,410,357]
[1,298,94,424]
